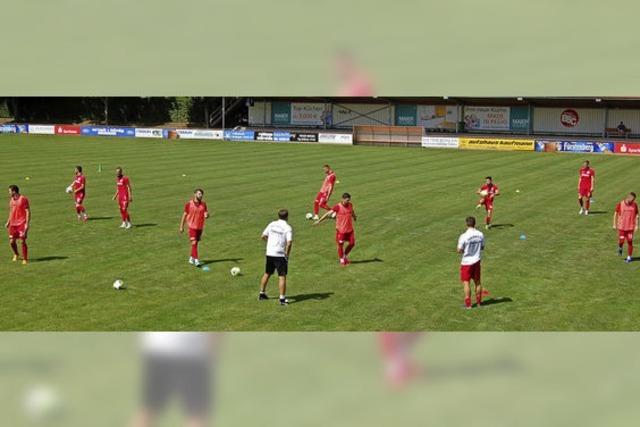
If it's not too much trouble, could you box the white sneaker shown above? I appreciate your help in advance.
[312,215,319,220]
[189,257,195,265]
[119,222,126,228]
[578,208,584,215]
[584,210,589,216]
[125,222,132,229]
[193,259,202,267]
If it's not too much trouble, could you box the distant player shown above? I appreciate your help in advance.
[69,166,87,221]
[314,192,357,265]
[259,209,293,306]
[475,176,500,229]
[578,160,595,215]
[457,216,485,309]
[613,192,639,263]
[6,185,30,265]
[378,333,424,389]
[112,167,133,229]
[179,189,209,267]
[312,164,337,220]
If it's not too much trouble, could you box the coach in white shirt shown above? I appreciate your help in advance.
[457,216,485,310]
[259,209,293,305]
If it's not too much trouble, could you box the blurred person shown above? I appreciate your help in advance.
[131,332,218,427]
[617,121,628,135]
[68,166,88,222]
[6,184,30,264]
[112,167,133,229]
[179,189,210,267]
[578,160,595,215]
[312,164,337,220]
[333,50,375,96]
[457,216,485,309]
[314,192,357,266]
[259,209,293,306]
[613,192,638,263]
[378,333,424,389]
[475,176,500,229]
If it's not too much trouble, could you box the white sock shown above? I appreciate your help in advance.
[279,295,285,300]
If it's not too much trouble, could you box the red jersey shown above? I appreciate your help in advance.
[116,176,131,201]
[320,172,336,194]
[480,183,499,200]
[73,174,86,194]
[615,200,639,231]
[8,195,30,227]
[184,200,208,230]
[332,202,354,233]
[579,167,595,189]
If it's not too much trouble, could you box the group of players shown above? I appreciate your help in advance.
[5,159,638,308]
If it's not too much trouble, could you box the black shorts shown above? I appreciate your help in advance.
[142,355,212,417]
[265,256,288,276]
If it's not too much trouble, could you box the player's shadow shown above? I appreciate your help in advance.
[88,216,114,221]
[489,224,513,229]
[630,257,640,262]
[200,258,244,266]
[425,358,524,382]
[31,256,68,263]
[587,211,607,215]
[288,292,334,304]
[350,258,383,264]
[475,297,513,307]
[135,223,158,228]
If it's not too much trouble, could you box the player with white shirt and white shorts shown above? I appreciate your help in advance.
[457,216,485,310]
[259,209,293,305]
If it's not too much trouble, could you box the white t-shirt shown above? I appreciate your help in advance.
[457,228,485,265]
[262,219,293,257]
[141,332,213,359]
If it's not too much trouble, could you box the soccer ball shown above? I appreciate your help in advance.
[65,186,73,194]
[230,267,241,276]
[479,189,489,197]
[23,385,63,422]
[305,213,313,220]
[113,279,124,290]
[330,212,337,219]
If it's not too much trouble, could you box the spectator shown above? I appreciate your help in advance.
[617,121,628,135]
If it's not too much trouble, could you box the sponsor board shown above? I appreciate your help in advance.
[459,138,534,151]
[173,129,223,140]
[134,128,164,138]
[290,132,318,142]
[255,131,274,141]
[81,126,135,137]
[421,136,459,148]
[318,133,353,145]
[54,125,81,135]
[463,106,510,131]
[614,142,640,155]
[0,124,18,133]
[27,124,55,135]
[417,105,458,130]
[223,129,255,141]
[291,103,326,126]
[557,141,613,153]
[535,141,559,152]
[560,109,579,128]
[273,131,291,142]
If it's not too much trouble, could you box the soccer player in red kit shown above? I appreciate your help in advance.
[6,185,30,265]
[578,160,595,215]
[179,189,209,267]
[112,167,133,229]
[475,176,500,229]
[69,166,88,222]
[314,192,356,265]
[312,165,337,220]
[613,192,639,263]
[378,333,424,389]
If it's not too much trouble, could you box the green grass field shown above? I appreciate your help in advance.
[0,135,638,331]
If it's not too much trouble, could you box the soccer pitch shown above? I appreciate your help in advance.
[0,135,638,331]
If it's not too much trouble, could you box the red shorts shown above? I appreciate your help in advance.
[189,228,203,241]
[460,261,481,282]
[118,199,129,211]
[8,224,27,240]
[578,187,592,198]
[75,192,85,205]
[618,230,634,241]
[336,231,355,245]
[482,198,494,211]
[315,191,329,206]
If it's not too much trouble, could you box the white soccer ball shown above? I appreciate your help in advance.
[305,213,313,220]
[113,279,124,290]
[65,186,73,194]
[230,267,241,276]
[479,189,489,197]
[330,212,337,219]
[23,385,63,422]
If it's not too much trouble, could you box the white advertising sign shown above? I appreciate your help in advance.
[134,128,164,138]
[463,106,510,131]
[318,133,353,145]
[417,105,458,130]
[421,136,460,148]
[175,129,223,140]
[27,124,55,135]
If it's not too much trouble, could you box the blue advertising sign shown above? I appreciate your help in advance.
[81,126,135,137]
[273,131,291,142]
[0,124,18,133]
[557,141,614,153]
[223,129,255,141]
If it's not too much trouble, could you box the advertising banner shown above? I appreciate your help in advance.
[556,141,606,153]
[291,103,326,126]
[463,106,510,131]
[535,141,559,152]
[290,132,318,142]
[54,125,81,135]
[0,124,18,133]
[273,131,291,142]
[614,142,640,155]
[460,138,535,151]
[224,129,255,141]
[173,129,223,140]
[510,106,530,132]
[421,136,460,148]
[395,104,417,126]
[81,126,135,137]
[271,102,291,125]
[255,131,274,141]
[417,105,457,130]
[134,128,164,138]
[318,133,353,145]
[27,124,55,135]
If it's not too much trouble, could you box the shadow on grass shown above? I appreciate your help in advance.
[587,211,607,215]
[135,223,158,228]
[88,216,114,221]
[350,258,384,264]
[474,297,513,308]
[31,256,69,263]
[201,258,244,266]
[426,358,524,382]
[288,292,334,304]
[489,224,514,229]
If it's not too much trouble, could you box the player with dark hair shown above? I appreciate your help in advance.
[259,209,293,305]
[68,166,88,222]
[314,192,357,265]
[179,189,209,267]
[6,185,30,265]
[457,216,485,309]
[312,164,337,220]
[475,176,500,229]
[112,167,133,229]
[613,192,639,263]
[578,160,595,215]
